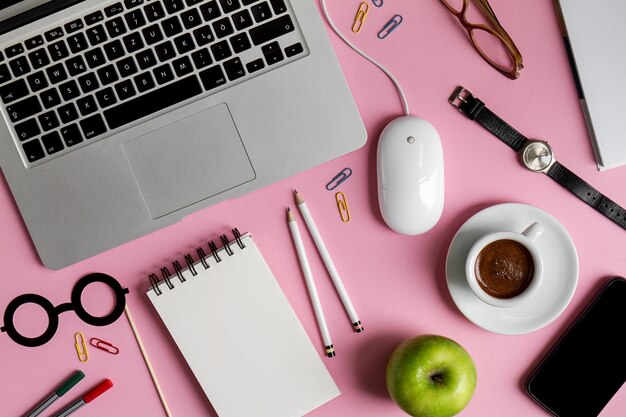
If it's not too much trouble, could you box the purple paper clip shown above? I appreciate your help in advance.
[378,14,403,39]
[90,337,120,355]
[372,0,383,7]
[326,168,353,191]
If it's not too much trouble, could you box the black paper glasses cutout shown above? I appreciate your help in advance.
[439,0,523,79]
[1,273,129,347]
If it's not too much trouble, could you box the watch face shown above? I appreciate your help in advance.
[522,141,553,172]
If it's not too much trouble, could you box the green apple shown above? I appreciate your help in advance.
[386,334,477,417]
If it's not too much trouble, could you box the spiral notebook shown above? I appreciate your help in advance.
[146,229,339,417]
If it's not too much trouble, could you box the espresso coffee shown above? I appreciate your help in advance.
[475,239,534,299]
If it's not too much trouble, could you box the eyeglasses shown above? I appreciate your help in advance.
[439,0,523,79]
[1,273,129,347]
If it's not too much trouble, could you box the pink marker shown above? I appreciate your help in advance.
[51,379,113,417]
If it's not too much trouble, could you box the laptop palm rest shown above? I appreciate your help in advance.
[122,103,256,219]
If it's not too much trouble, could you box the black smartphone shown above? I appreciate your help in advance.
[526,277,626,417]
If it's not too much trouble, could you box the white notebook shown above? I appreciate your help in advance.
[147,230,339,417]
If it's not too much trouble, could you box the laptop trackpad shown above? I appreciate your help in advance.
[122,103,256,219]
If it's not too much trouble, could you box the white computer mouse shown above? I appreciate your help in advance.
[377,115,444,235]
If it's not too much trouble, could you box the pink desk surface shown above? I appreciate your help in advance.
[1,1,626,416]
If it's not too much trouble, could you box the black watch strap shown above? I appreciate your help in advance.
[547,162,626,229]
[448,87,527,151]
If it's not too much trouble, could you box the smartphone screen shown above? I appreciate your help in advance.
[527,277,626,417]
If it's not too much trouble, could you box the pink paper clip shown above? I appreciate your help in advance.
[90,338,119,355]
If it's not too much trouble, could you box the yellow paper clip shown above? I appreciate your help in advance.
[335,192,351,222]
[74,332,89,363]
[352,2,369,33]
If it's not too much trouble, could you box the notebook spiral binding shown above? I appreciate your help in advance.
[148,228,246,296]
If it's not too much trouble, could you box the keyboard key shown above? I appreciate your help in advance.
[212,17,234,38]
[219,0,241,13]
[125,0,144,9]
[66,56,88,76]
[25,35,44,50]
[96,87,118,108]
[105,75,202,129]
[65,19,84,33]
[245,58,264,73]
[78,73,99,93]
[5,44,24,58]
[261,40,283,65]
[28,48,50,69]
[242,0,261,4]
[229,33,251,53]
[251,2,272,22]
[114,79,136,100]
[104,40,125,60]
[0,64,12,84]
[144,2,166,22]
[85,11,105,25]
[232,9,253,30]
[0,51,3,61]
[155,41,176,61]
[123,32,144,53]
[191,48,212,69]
[6,96,42,123]
[61,123,84,147]
[125,9,147,30]
[10,57,31,77]
[48,41,70,62]
[200,1,221,21]
[40,88,62,109]
[80,114,107,139]
[134,72,155,92]
[0,79,29,103]
[77,95,98,116]
[142,24,164,45]
[153,64,174,84]
[137,49,157,69]
[186,0,204,5]
[15,119,40,141]
[38,110,60,131]
[58,102,80,123]
[47,63,67,84]
[42,131,64,155]
[164,0,185,14]
[210,40,232,61]
[199,65,226,90]
[193,25,215,46]
[106,17,127,38]
[87,25,108,46]
[117,57,138,77]
[172,56,193,76]
[97,65,119,85]
[174,33,195,54]
[44,27,64,41]
[223,57,245,81]
[249,14,294,45]
[105,2,124,17]
[59,80,80,101]
[85,48,106,68]
[67,33,89,54]
[284,42,303,57]
[181,9,202,29]
[162,16,183,37]
[27,71,49,92]
[269,0,287,15]
[23,139,45,162]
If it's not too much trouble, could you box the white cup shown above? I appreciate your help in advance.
[465,222,544,308]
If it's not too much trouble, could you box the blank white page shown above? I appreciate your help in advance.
[147,234,339,417]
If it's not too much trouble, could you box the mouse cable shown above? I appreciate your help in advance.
[319,0,411,116]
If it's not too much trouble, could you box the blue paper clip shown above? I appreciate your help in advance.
[372,0,383,7]
[326,168,352,191]
[378,14,403,39]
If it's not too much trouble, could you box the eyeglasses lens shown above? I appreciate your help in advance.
[471,28,515,72]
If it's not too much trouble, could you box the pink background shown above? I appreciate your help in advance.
[1,1,626,416]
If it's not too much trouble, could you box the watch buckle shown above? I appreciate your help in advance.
[448,86,473,111]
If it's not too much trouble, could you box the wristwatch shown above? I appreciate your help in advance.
[448,86,626,230]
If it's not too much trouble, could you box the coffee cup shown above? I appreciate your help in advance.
[465,222,544,308]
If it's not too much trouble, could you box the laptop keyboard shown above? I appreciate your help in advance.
[0,0,307,167]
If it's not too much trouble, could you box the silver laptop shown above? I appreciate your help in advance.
[553,0,626,171]
[0,0,366,269]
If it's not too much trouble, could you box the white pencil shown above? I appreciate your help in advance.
[293,190,364,333]
[287,207,335,357]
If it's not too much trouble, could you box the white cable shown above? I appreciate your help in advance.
[319,0,410,116]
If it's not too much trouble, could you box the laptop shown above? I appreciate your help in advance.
[0,0,366,269]
[553,0,626,171]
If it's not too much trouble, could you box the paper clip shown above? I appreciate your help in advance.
[372,0,383,7]
[90,338,120,355]
[326,167,352,191]
[378,14,403,39]
[335,192,351,222]
[74,332,89,363]
[352,2,369,33]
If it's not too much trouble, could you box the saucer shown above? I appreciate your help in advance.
[445,203,579,335]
